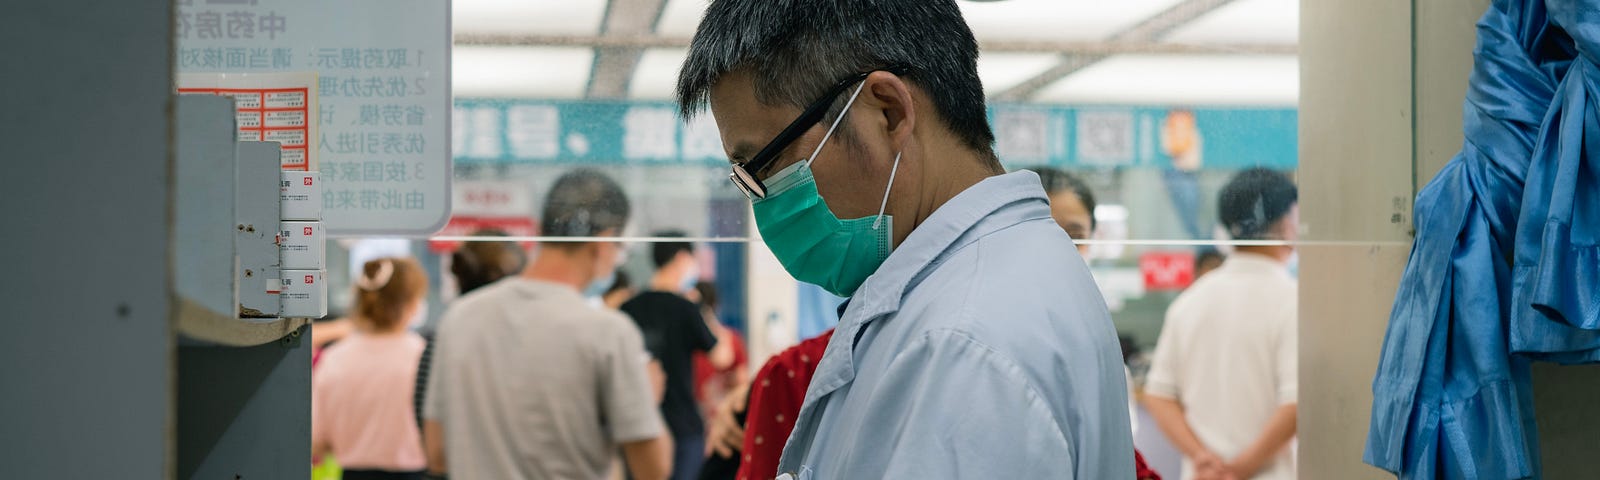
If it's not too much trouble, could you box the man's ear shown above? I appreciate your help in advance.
[860,70,917,152]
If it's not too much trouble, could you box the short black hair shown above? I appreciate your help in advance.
[1218,168,1298,240]
[1024,166,1098,231]
[677,0,997,165]
[540,169,631,243]
[650,229,693,268]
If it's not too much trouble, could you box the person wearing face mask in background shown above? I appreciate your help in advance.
[620,230,733,480]
[422,169,673,480]
[677,1,1133,478]
[1144,168,1299,480]
[312,257,430,480]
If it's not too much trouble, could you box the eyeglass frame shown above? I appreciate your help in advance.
[729,64,913,200]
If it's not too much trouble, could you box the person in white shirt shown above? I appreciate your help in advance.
[1145,168,1299,480]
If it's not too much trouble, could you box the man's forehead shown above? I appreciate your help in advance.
[708,72,803,120]
[708,72,803,160]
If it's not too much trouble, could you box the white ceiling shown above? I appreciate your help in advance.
[630,48,688,99]
[957,0,1186,42]
[1032,54,1298,105]
[1164,0,1298,45]
[451,0,1299,105]
[656,0,710,37]
[452,0,606,36]
[452,46,594,98]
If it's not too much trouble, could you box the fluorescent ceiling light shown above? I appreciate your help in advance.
[1164,0,1298,45]
[631,48,689,100]
[1034,54,1298,105]
[453,0,606,35]
[657,0,707,37]
[978,52,1063,94]
[453,46,594,98]
[959,0,1184,41]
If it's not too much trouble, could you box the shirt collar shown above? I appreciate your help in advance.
[790,170,1054,441]
[846,171,1052,323]
[1220,251,1290,276]
[508,277,583,300]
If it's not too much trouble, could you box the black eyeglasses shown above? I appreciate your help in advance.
[730,64,912,200]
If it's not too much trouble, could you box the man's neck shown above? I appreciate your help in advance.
[895,145,1001,246]
[521,249,587,291]
[649,271,680,292]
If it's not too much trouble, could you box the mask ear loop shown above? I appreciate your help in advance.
[805,78,897,230]
[805,81,870,167]
[872,151,901,230]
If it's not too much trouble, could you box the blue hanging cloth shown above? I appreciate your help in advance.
[1364,0,1600,478]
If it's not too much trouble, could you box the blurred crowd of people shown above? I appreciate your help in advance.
[308,165,1298,480]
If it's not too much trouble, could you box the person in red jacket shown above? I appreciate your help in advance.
[705,325,1161,480]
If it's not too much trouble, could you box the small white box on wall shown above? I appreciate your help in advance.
[280,269,327,318]
[281,171,322,220]
[279,221,324,269]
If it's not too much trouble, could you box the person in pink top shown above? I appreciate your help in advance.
[313,257,431,480]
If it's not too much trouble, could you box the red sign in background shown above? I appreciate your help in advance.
[1140,251,1196,290]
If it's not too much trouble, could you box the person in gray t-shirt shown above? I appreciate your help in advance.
[423,169,672,480]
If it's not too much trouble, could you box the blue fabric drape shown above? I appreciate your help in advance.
[1365,0,1600,478]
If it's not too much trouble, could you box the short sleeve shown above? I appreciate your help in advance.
[1143,307,1185,400]
[600,320,665,443]
[413,338,434,427]
[687,300,718,353]
[421,325,447,422]
[1275,296,1299,405]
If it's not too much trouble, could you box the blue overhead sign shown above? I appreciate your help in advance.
[451,99,1297,170]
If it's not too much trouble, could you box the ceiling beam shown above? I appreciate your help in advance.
[584,0,669,99]
[455,32,1293,55]
[988,0,1243,102]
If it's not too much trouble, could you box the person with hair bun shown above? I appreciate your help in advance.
[313,257,431,480]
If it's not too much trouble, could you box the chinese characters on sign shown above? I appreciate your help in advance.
[176,0,289,41]
[178,0,450,235]
[447,100,1297,170]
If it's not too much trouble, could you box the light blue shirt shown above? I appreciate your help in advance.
[776,172,1134,479]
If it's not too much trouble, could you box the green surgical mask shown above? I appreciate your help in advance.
[751,82,901,297]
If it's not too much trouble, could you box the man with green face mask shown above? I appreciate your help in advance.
[677,1,1133,479]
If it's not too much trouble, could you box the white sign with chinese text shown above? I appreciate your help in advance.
[178,0,451,236]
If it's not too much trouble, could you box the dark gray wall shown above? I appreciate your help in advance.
[178,333,311,479]
[0,1,174,478]
[1533,363,1600,477]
